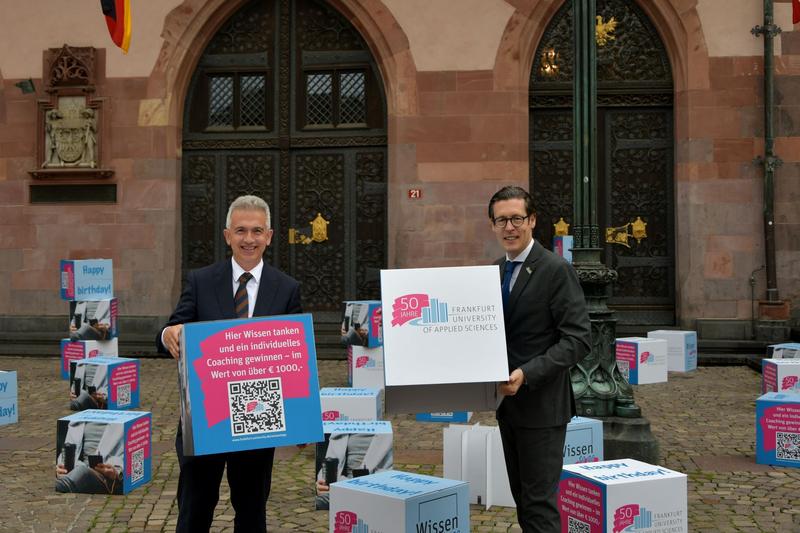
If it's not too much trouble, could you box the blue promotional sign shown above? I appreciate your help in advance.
[756,392,800,468]
[180,313,323,455]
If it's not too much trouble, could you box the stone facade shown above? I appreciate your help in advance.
[0,0,798,338]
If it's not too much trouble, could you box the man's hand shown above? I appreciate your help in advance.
[56,464,67,477]
[355,327,368,341]
[498,368,525,396]
[316,479,330,494]
[90,392,106,408]
[94,463,119,481]
[163,324,184,360]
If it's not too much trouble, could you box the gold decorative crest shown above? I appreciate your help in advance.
[554,217,571,237]
[595,16,618,47]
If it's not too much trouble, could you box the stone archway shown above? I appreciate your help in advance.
[493,0,710,327]
[148,0,417,309]
[176,0,393,354]
[529,0,677,326]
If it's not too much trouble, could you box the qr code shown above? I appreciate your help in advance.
[617,360,630,382]
[568,516,590,533]
[116,384,131,407]
[776,432,800,461]
[131,448,144,482]
[228,378,286,436]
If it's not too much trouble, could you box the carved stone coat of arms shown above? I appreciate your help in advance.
[43,98,97,169]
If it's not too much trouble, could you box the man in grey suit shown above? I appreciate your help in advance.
[490,186,591,533]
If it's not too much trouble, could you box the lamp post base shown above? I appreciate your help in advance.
[571,245,659,463]
[600,415,661,464]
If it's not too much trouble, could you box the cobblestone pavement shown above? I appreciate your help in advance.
[1,357,799,532]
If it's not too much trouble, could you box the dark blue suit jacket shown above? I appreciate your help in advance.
[156,259,302,353]
[496,240,591,428]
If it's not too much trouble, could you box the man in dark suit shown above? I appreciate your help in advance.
[157,195,301,533]
[490,186,591,533]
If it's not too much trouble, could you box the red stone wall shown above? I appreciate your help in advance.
[0,72,179,317]
[390,70,528,268]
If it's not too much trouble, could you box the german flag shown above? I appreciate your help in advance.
[101,0,131,53]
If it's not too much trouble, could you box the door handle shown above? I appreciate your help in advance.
[288,213,330,245]
[605,217,647,248]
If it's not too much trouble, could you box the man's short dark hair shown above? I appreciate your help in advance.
[488,186,536,219]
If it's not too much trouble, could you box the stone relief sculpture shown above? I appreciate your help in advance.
[43,109,62,166]
[42,103,98,168]
[31,45,112,179]
[81,109,97,169]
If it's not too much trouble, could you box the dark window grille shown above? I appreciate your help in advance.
[205,73,268,131]
[208,76,234,127]
[240,75,266,127]
[302,69,369,129]
[339,72,366,125]
[305,72,333,125]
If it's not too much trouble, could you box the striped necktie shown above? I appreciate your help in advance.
[235,272,253,318]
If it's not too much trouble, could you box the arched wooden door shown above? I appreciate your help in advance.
[530,0,675,326]
[181,0,388,347]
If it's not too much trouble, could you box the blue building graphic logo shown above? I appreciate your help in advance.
[632,506,652,529]
[419,297,449,325]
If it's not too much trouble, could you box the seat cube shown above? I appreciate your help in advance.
[559,459,687,533]
[330,470,469,533]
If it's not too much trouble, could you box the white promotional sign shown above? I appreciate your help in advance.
[381,265,509,387]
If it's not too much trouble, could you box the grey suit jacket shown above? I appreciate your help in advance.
[496,240,591,428]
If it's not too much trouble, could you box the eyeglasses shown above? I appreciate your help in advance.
[492,215,529,229]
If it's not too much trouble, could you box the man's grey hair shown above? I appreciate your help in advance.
[226,195,271,229]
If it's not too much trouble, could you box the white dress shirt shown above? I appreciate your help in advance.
[506,238,535,291]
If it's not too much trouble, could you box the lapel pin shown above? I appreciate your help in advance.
[526,266,532,275]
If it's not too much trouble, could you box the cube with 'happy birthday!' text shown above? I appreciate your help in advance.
[559,459,687,533]
[321,387,383,421]
[0,371,18,426]
[330,470,469,533]
[60,259,113,301]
